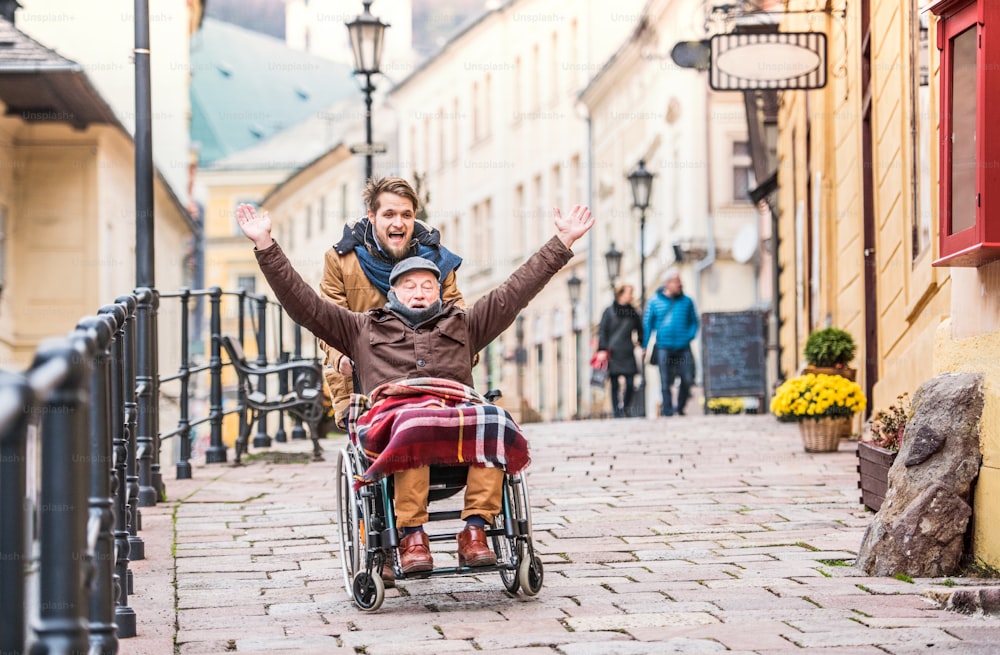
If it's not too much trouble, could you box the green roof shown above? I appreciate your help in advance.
[191,17,355,166]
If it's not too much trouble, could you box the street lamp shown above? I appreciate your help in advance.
[567,271,583,418]
[604,241,622,288]
[346,1,388,181]
[627,159,654,311]
[627,159,654,418]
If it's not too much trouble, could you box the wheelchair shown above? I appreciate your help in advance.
[334,393,543,611]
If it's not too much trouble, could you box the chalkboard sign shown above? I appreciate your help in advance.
[700,311,768,403]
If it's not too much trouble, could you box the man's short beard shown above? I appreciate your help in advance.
[380,239,412,259]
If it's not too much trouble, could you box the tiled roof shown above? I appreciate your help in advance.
[0,17,119,127]
[191,17,357,166]
[0,15,76,70]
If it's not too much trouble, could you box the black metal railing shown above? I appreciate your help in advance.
[0,285,321,653]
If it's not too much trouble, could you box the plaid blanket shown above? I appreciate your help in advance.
[347,378,530,488]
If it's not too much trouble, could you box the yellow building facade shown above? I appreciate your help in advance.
[777,0,999,565]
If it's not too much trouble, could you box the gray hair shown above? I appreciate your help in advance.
[662,267,681,284]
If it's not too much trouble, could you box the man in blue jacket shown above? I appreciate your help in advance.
[642,269,699,416]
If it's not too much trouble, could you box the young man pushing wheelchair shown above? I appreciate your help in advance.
[235,201,594,575]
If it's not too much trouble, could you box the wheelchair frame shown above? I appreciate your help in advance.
[335,442,543,611]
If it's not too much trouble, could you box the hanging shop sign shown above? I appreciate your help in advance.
[710,31,827,91]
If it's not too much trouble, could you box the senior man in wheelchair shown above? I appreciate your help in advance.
[235,201,593,574]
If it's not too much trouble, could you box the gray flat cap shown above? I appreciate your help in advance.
[389,256,441,286]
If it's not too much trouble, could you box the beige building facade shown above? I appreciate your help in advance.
[18,0,199,201]
[579,0,762,413]
[387,0,654,421]
[776,0,1000,564]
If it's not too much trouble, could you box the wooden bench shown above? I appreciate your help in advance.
[219,335,325,462]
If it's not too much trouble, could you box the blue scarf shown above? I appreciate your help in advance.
[353,222,462,297]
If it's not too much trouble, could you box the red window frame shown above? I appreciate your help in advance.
[931,0,1000,266]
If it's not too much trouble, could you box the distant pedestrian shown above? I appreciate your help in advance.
[596,284,643,418]
[642,269,699,417]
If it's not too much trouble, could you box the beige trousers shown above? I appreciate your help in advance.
[393,465,505,528]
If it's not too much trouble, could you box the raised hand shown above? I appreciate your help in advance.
[553,204,594,249]
[236,203,275,250]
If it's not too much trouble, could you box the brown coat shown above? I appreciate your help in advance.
[256,236,573,394]
[317,246,463,419]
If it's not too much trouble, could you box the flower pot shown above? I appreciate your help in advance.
[798,417,848,452]
[803,365,857,381]
[857,441,897,511]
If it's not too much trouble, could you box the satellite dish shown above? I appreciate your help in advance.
[732,223,759,264]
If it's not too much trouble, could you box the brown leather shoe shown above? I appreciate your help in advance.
[398,530,433,574]
[379,560,395,588]
[457,524,497,567]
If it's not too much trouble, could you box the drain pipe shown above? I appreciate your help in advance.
[693,210,716,332]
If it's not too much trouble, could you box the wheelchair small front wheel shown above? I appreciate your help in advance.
[352,570,385,611]
[517,552,543,596]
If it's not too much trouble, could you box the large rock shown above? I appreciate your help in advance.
[856,372,983,576]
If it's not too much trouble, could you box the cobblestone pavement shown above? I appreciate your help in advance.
[126,414,1000,654]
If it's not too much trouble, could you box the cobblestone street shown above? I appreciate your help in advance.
[127,414,1000,654]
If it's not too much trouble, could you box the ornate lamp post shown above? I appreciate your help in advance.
[604,241,622,289]
[627,159,654,418]
[627,159,654,311]
[346,1,388,181]
[567,271,583,418]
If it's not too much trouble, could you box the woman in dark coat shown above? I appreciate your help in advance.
[596,284,644,418]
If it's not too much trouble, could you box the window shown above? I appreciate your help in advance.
[912,10,932,260]
[533,174,544,246]
[236,275,256,318]
[550,32,559,105]
[732,140,755,204]
[319,195,326,233]
[931,0,1000,266]
[0,205,6,294]
[305,204,312,239]
[514,183,525,256]
[551,164,562,212]
[472,80,481,142]
[452,98,460,162]
[513,56,522,118]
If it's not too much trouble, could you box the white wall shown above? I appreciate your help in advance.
[18,0,194,200]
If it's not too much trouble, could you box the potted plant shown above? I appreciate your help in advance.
[707,397,744,415]
[803,327,858,380]
[770,373,867,452]
[858,393,911,511]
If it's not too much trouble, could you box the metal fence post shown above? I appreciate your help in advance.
[0,372,32,654]
[205,287,227,463]
[77,314,119,654]
[101,301,136,638]
[29,337,91,655]
[149,291,164,501]
[291,323,307,441]
[116,294,144,561]
[134,287,158,506]
[175,288,193,479]
[252,295,270,448]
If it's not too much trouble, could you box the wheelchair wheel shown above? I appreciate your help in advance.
[336,449,362,597]
[352,570,384,611]
[510,473,542,596]
[517,551,543,596]
[492,510,522,594]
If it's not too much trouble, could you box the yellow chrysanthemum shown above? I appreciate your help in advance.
[770,373,867,422]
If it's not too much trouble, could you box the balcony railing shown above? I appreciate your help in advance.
[0,285,321,653]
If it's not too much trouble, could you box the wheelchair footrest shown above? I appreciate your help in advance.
[427,510,462,522]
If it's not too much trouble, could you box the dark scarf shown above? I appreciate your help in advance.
[338,218,463,297]
[386,290,442,326]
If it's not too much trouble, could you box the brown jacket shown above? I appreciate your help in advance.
[257,236,573,394]
[317,244,463,419]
